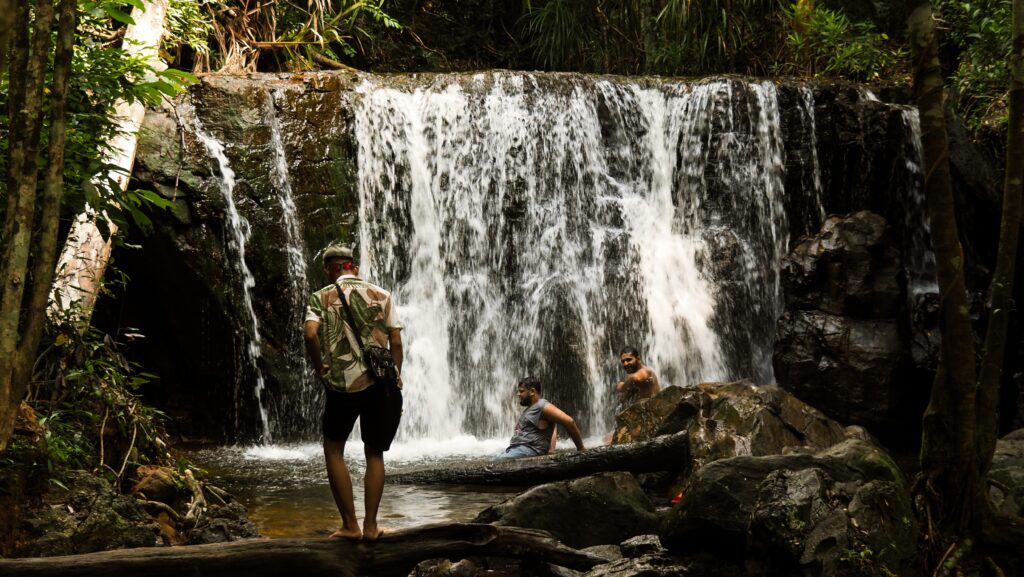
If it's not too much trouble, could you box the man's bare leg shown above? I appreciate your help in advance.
[362,445,385,541]
[324,438,361,539]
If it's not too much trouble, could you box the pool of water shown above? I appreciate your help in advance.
[187,436,522,538]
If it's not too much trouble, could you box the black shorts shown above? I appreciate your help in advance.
[322,383,403,452]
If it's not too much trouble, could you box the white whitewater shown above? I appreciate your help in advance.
[191,108,273,442]
[352,75,789,440]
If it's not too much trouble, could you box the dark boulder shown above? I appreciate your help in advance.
[989,428,1024,519]
[613,382,848,476]
[774,211,928,435]
[773,310,905,428]
[186,501,260,545]
[473,472,661,549]
[661,438,917,577]
[781,211,902,318]
[16,470,159,557]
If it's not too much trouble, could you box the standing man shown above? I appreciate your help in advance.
[303,245,403,541]
[500,377,584,458]
[615,346,660,411]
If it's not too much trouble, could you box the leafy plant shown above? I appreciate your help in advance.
[778,0,905,80]
[934,0,1012,131]
[654,0,781,75]
[29,309,170,487]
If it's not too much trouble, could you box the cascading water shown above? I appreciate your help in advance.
[897,107,937,295]
[191,107,273,443]
[799,87,827,229]
[266,88,319,436]
[353,74,789,440]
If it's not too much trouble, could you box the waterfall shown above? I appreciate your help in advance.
[897,107,937,295]
[800,86,827,228]
[352,74,788,439]
[266,89,319,436]
[191,107,273,443]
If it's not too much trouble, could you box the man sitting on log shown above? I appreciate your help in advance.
[615,346,660,412]
[499,377,584,458]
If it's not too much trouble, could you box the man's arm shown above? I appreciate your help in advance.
[540,404,584,451]
[387,327,403,373]
[304,320,327,379]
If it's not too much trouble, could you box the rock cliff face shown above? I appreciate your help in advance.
[118,72,932,442]
[773,211,930,437]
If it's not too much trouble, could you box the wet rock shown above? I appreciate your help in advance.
[583,552,742,577]
[989,428,1024,518]
[661,438,917,577]
[774,310,904,427]
[473,472,661,549]
[611,386,690,444]
[614,382,847,477]
[582,544,622,562]
[774,211,927,435]
[185,501,259,545]
[782,211,902,317]
[618,534,663,558]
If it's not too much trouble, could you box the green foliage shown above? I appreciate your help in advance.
[778,1,906,80]
[516,0,901,78]
[165,0,213,68]
[29,308,169,486]
[934,0,1012,131]
[653,0,780,75]
[522,0,600,71]
[0,0,196,234]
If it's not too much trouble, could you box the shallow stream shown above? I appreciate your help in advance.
[187,437,532,538]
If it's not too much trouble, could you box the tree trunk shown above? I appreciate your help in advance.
[0,0,56,454]
[977,0,1024,476]
[0,0,15,80]
[906,0,982,537]
[388,432,689,486]
[12,0,78,408]
[48,0,169,323]
[0,523,609,577]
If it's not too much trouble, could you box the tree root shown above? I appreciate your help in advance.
[183,469,207,525]
[933,538,973,577]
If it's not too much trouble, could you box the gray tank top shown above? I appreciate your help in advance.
[508,399,551,455]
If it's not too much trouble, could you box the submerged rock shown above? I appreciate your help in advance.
[661,438,917,577]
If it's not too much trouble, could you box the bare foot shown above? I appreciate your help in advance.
[362,525,386,541]
[329,527,362,540]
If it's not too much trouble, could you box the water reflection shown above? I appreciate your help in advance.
[187,437,517,538]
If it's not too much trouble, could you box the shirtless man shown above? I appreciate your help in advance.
[615,347,660,410]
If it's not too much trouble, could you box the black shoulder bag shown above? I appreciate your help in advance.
[334,281,399,390]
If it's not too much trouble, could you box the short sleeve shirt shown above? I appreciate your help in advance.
[305,275,401,393]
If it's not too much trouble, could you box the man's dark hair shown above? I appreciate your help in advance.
[619,346,641,358]
[518,376,541,394]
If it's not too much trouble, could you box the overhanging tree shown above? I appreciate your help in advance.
[906,0,1024,559]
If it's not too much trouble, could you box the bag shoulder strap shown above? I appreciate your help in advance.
[335,280,368,356]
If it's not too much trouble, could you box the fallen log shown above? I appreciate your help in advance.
[0,523,608,577]
[388,431,689,486]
